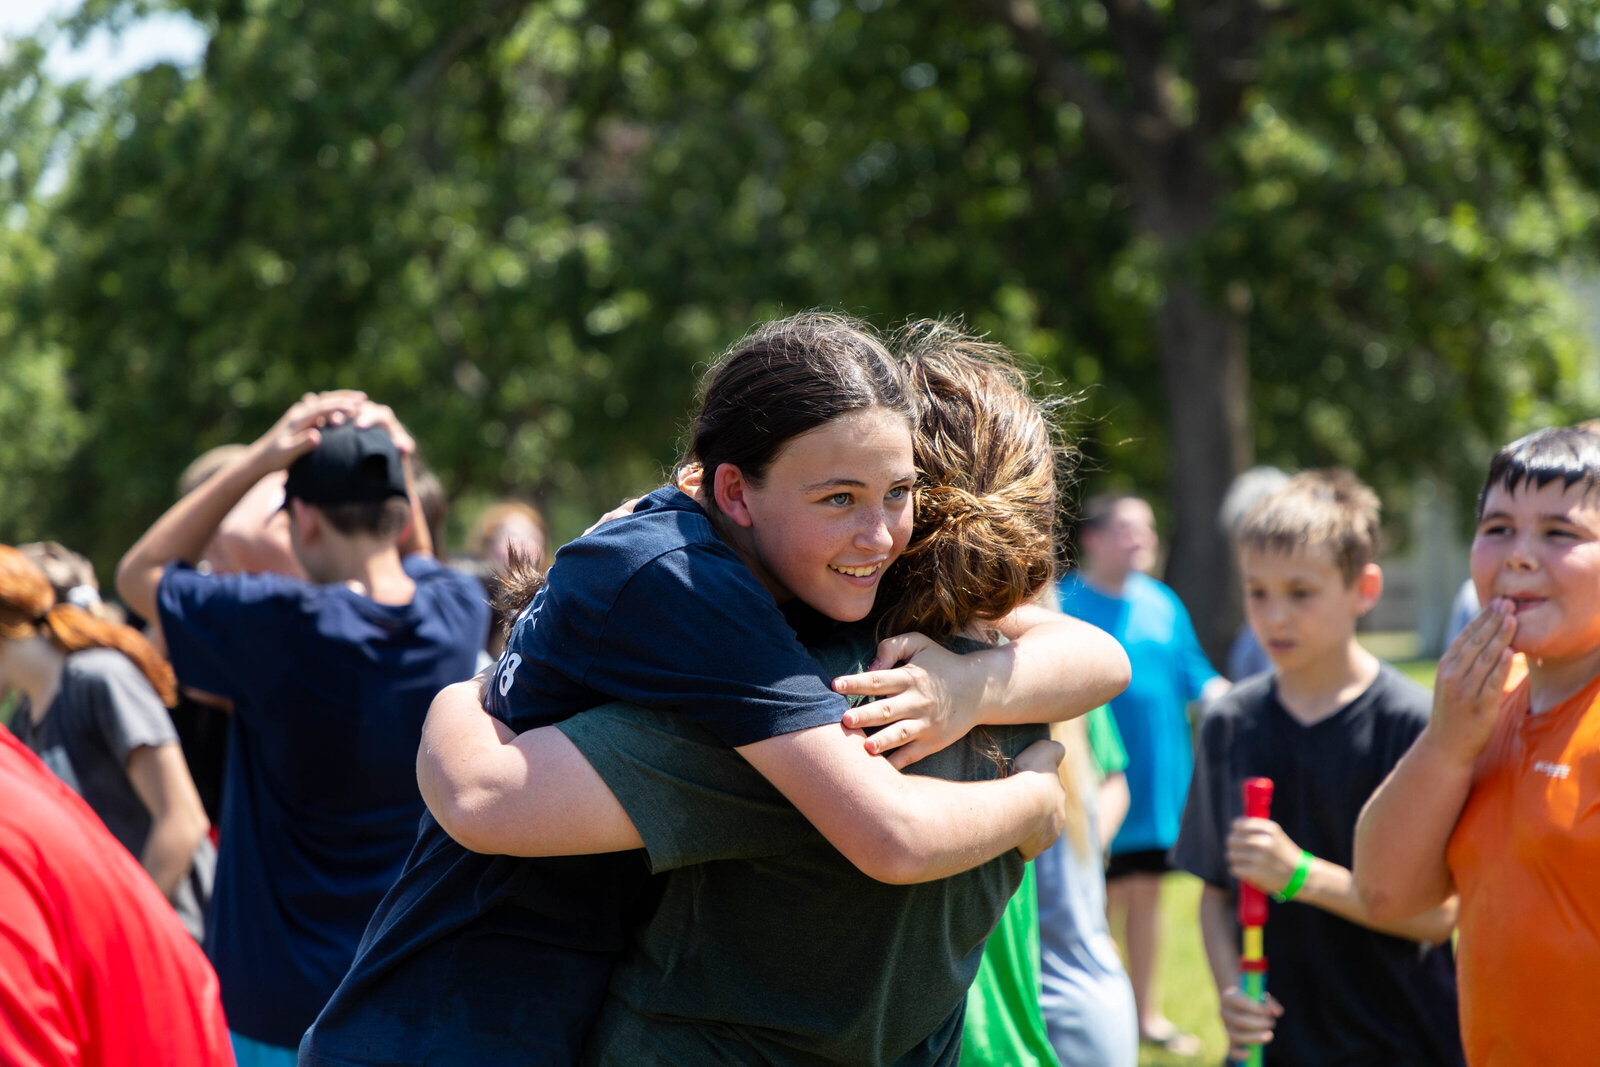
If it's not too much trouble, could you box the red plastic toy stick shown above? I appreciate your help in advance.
[1237,777,1275,1067]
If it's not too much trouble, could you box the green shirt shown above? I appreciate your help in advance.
[958,861,1062,1067]
[558,630,1046,1067]
[1086,703,1128,778]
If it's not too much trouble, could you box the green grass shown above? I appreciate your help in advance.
[1135,872,1227,1067]
[1393,658,1438,688]
[1134,655,1439,1067]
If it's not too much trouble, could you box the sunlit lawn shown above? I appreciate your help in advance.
[1132,655,1438,1067]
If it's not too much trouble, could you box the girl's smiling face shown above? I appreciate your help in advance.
[723,406,915,622]
[1471,479,1600,664]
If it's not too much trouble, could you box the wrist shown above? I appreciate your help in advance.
[240,434,290,479]
[1273,849,1314,903]
[1414,723,1484,776]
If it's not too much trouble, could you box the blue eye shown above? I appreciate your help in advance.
[828,493,852,506]
[887,485,909,501]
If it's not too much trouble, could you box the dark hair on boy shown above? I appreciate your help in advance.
[316,498,413,539]
[874,320,1074,641]
[1235,468,1380,585]
[1477,426,1600,519]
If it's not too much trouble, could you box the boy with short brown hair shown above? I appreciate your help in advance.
[1173,469,1463,1065]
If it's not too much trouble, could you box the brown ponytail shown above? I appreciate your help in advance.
[874,320,1078,642]
[0,545,178,707]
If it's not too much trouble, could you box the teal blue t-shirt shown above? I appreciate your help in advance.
[1057,572,1216,853]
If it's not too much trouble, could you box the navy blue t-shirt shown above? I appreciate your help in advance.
[157,553,488,1048]
[302,488,851,1066]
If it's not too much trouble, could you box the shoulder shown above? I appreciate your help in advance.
[158,561,308,610]
[555,488,734,589]
[1057,572,1111,616]
[59,649,168,723]
[1129,573,1186,613]
[594,497,769,612]
[60,647,142,690]
[1198,673,1273,734]
[59,650,166,716]
[1365,663,1433,724]
[406,555,491,606]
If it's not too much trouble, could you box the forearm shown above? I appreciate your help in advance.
[1199,886,1241,994]
[395,457,434,558]
[1096,772,1130,847]
[126,745,209,899]
[418,681,531,847]
[209,471,303,577]
[983,606,1130,725]
[117,447,275,619]
[417,682,641,856]
[1353,728,1473,922]
[1287,855,1457,944]
[141,811,207,899]
[738,724,1062,885]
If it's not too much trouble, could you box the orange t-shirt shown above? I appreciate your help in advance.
[1446,656,1600,1067]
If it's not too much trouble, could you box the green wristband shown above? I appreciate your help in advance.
[1273,849,1314,903]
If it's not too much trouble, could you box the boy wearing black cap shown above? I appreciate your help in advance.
[117,391,489,1065]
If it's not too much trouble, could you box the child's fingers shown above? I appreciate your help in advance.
[886,739,936,770]
[835,669,914,712]
[1458,608,1516,701]
[868,632,934,672]
[862,720,924,756]
[1440,604,1505,675]
[1436,603,1511,706]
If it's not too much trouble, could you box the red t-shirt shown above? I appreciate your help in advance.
[1447,657,1600,1067]
[0,728,231,1066]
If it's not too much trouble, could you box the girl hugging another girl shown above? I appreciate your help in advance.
[304,313,1127,1066]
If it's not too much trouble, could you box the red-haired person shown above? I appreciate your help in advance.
[0,545,212,940]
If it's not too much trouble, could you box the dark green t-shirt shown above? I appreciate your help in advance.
[557,630,1046,1067]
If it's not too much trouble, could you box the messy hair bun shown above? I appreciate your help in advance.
[873,321,1076,641]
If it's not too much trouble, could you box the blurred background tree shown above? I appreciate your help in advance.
[1,0,1596,653]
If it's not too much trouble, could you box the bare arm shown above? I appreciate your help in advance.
[418,681,643,856]
[206,471,305,578]
[1354,602,1514,922]
[117,391,368,621]
[125,743,210,899]
[1199,884,1240,996]
[1096,771,1130,848]
[1228,817,1457,943]
[734,726,1064,884]
[419,682,1066,884]
[834,603,1130,767]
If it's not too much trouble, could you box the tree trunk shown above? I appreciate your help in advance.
[1155,277,1251,666]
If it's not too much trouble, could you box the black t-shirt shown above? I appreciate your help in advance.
[1171,665,1464,1067]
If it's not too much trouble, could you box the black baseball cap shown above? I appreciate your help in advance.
[283,423,407,505]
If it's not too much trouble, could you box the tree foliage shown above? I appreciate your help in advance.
[2,0,1597,649]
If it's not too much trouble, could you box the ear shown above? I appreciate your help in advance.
[712,463,757,529]
[288,498,320,546]
[1353,562,1383,616]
